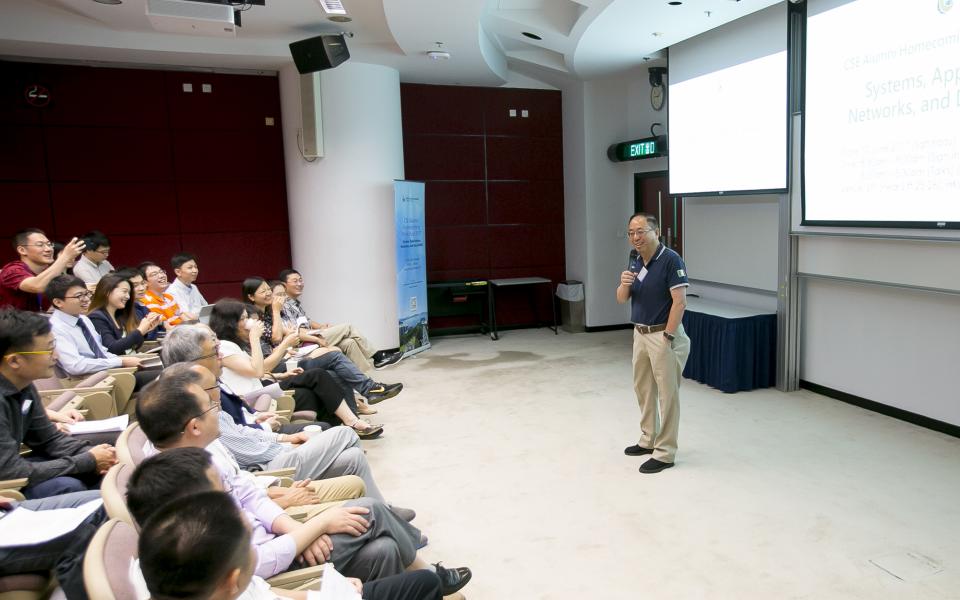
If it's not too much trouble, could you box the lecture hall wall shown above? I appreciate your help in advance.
[0,61,291,302]
[401,83,566,327]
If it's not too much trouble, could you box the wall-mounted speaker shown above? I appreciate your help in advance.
[289,34,350,74]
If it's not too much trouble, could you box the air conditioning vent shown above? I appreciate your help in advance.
[315,0,346,15]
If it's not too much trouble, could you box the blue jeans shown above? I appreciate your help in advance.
[299,351,376,395]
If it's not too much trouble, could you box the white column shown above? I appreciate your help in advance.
[279,61,404,350]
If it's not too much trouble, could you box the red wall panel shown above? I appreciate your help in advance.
[0,183,53,236]
[0,126,47,181]
[486,136,563,181]
[484,88,562,137]
[424,182,486,227]
[401,84,485,135]
[488,180,564,225]
[403,134,485,181]
[0,62,291,291]
[425,227,489,274]
[45,127,174,182]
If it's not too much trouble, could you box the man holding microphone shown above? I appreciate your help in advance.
[616,213,691,474]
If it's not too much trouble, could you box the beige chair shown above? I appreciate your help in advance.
[114,423,148,467]
[34,372,117,421]
[0,477,28,502]
[84,519,324,598]
[101,464,135,527]
[0,574,54,600]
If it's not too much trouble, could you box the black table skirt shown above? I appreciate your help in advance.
[681,310,777,393]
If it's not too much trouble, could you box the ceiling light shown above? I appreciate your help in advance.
[668,1,683,5]
[328,15,352,22]
[652,32,664,37]
[426,51,451,60]
[521,31,542,40]
[93,0,123,4]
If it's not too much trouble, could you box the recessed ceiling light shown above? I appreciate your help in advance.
[93,0,122,4]
[668,1,683,5]
[652,32,664,37]
[521,32,542,40]
[328,15,352,23]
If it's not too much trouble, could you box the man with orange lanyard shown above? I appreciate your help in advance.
[138,261,196,328]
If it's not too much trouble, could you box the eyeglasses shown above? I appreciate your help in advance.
[286,278,304,285]
[193,344,221,362]
[3,341,56,359]
[627,228,654,238]
[21,241,54,249]
[66,291,94,301]
[91,248,110,256]
[180,399,221,434]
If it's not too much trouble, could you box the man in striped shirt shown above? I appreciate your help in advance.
[138,261,196,327]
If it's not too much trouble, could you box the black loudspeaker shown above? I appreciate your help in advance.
[289,34,350,74]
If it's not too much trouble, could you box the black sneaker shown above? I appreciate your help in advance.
[366,382,403,404]
[639,458,674,474]
[434,563,472,596]
[374,351,403,369]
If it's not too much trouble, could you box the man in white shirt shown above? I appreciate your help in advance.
[45,275,143,377]
[72,231,114,285]
[166,252,208,317]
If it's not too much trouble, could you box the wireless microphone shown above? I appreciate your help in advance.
[628,249,640,273]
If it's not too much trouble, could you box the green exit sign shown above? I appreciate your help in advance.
[607,135,667,162]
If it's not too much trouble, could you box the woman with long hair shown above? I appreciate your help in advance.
[88,273,162,354]
[209,299,383,438]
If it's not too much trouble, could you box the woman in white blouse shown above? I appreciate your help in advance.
[209,299,382,438]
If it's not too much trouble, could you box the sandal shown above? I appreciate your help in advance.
[349,419,384,439]
[356,399,378,415]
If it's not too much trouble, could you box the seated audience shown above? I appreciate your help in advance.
[210,299,383,438]
[131,371,470,589]
[114,267,160,341]
[279,269,402,372]
[138,261,190,326]
[72,230,114,285]
[45,275,147,382]
[160,328,387,492]
[0,309,117,498]
[166,251,208,317]
[87,273,163,355]
[132,464,449,600]
[1,228,84,311]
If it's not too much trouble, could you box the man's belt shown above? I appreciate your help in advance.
[634,323,667,334]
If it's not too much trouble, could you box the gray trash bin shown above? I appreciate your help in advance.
[556,280,585,333]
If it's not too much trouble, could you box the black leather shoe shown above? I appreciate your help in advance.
[639,458,674,474]
[624,444,654,456]
[366,382,403,404]
[434,563,472,596]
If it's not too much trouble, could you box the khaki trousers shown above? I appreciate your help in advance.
[322,323,376,373]
[284,474,366,521]
[632,324,691,463]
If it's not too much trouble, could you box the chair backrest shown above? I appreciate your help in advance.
[116,423,149,467]
[35,371,110,392]
[102,463,135,527]
[0,573,50,597]
[83,519,140,600]
[45,390,78,412]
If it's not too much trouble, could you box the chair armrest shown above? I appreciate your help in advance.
[266,565,325,589]
[0,489,26,501]
[276,395,295,413]
[39,385,114,400]
[0,477,29,491]
[107,367,138,375]
[256,467,297,478]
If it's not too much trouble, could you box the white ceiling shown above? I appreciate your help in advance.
[0,0,783,84]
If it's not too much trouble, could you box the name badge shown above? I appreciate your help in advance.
[636,267,648,283]
[21,399,32,415]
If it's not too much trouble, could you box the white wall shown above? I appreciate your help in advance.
[278,62,403,350]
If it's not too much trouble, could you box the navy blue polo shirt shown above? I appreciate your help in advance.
[629,244,689,325]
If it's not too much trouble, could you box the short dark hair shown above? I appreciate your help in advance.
[80,230,110,251]
[45,275,86,302]
[171,252,198,270]
[278,269,301,284]
[209,299,248,349]
[137,261,159,278]
[268,279,284,290]
[138,492,250,600]
[627,213,659,232]
[113,267,140,280]
[136,365,204,448]
[126,447,215,526]
[0,309,52,358]
[241,277,267,304]
[12,228,46,250]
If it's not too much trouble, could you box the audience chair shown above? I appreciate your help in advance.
[34,372,118,420]
[101,464,135,527]
[82,519,139,600]
[0,478,28,502]
[0,574,54,600]
[115,424,148,467]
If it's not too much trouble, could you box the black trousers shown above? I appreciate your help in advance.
[363,570,443,600]
[278,367,357,424]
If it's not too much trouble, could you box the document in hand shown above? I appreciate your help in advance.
[311,565,361,600]
[66,414,129,435]
[0,499,103,547]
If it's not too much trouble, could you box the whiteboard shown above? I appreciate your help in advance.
[682,194,780,292]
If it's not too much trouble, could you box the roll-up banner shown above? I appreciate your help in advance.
[394,180,431,358]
